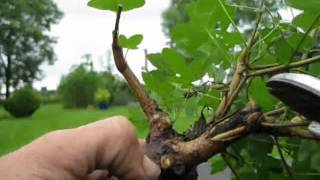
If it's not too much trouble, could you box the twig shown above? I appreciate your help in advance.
[111,6,171,131]
[264,107,287,117]
[215,1,265,119]
[261,121,309,128]
[249,55,320,76]
[272,136,295,180]
[222,152,242,180]
[217,0,246,46]
[250,63,279,70]
[261,126,320,140]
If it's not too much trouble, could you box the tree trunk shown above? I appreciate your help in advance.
[5,54,11,99]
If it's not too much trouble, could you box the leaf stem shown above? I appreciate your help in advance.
[272,136,295,180]
[217,0,247,46]
[289,14,320,62]
[222,152,242,180]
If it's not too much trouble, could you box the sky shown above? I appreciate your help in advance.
[33,0,171,90]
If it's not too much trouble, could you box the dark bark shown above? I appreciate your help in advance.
[5,54,11,99]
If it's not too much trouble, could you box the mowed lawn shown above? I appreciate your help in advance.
[0,104,149,155]
[0,104,194,156]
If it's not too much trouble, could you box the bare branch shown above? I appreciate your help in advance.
[261,126,320,140]
[249,55,320,77]
[261,121,309,128]
[111,6,171,132]
[215,2,264,119]
[264,107,287,117]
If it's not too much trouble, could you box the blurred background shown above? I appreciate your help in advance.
[0,0,171,155]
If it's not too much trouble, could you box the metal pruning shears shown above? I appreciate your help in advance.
[267,73,320,137]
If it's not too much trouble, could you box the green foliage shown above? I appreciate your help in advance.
[95,89,111,104]
[119,34,143,49]
[0,0,63,97]
[145,0,320,178]
[249,78,276,111]
[58,66,99,108]
[88,0,145,12]
[4,87,40,118]
[209,154,227,174]
[98,71,134,105]
[88,0,320,178]
[286,0,320,12]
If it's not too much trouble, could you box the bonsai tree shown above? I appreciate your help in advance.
[88,0,320,179]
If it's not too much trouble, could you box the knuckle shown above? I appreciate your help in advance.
[109,116,137,144]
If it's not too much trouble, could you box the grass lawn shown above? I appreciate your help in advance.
[0,103,194,156]
[0,104,150,155]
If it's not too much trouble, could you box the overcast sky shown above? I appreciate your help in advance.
[33,0,170,90]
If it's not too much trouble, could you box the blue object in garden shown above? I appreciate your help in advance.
[99,102,109,110]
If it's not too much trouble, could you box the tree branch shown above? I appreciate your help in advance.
[264,107,287,117]
[111,6,171,133]
[249,55,320,77]
[261,126,320,140]
[215,1,264,119]
[261,121,309,128]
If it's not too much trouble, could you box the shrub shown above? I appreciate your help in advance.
[4,87,41,118]
[95,89,111,104]
[99,72,134,105]
[58,66,99,108]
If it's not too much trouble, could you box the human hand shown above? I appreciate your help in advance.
[0,116,160,180]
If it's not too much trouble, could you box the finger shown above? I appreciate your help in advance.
[15,116,156,180]
[139,140,161,180]
[139,139,146,153]
[86,170,109,180]
[73,116,149,180]
[143,156,161,180]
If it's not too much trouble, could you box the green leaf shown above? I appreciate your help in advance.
[209,154,227,174]
[309,62,320,77]
[286,0,320,12]
[287,32,316,52]
[311,153,320,172]
[268,38,294,64]
[147,53,168,72]
[249,78,276,111]
[247,135,274,161]
[142,70,175,97]
[293,12,320,31]
[118,34,143,49]
[87,0,145,12]
[162,48,188,76]
[199,89,221,109]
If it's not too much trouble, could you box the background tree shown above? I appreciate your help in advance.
[89,0,320,179]
[0,0,63,98]
[58,65,99,108]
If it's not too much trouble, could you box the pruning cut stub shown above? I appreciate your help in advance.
[267,73,320,122]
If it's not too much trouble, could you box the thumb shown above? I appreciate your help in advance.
[142,156,161,180]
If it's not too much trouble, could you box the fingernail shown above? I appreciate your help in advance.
[143,156,161,180]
